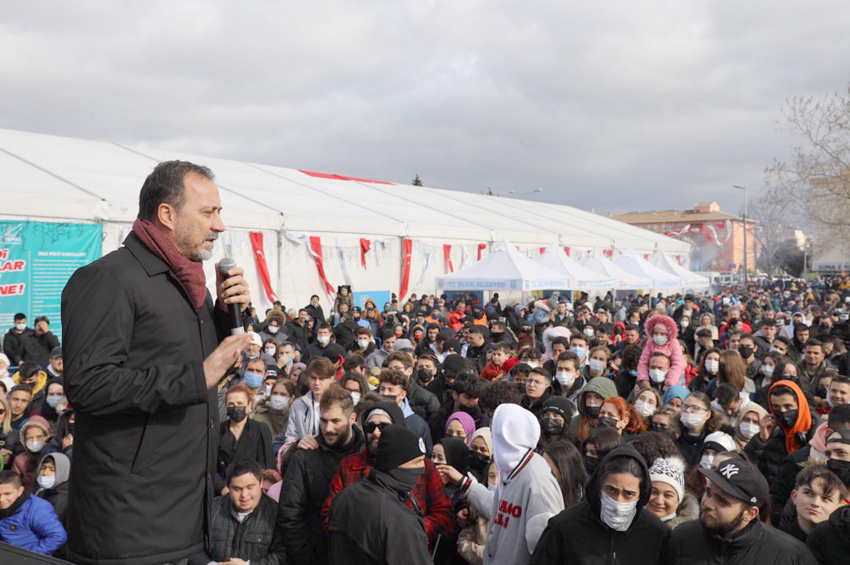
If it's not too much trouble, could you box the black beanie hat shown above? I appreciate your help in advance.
[439,437,470,475]
[361,401,406,428]
[442,354,467,374]
[375,425,425,472]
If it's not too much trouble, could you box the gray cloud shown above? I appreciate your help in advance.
[2,0,849,217]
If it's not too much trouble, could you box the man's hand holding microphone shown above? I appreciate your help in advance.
[203,260,253,390]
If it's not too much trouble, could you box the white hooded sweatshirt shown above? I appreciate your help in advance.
[482,404,564,565]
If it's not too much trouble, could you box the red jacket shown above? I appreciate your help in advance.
[321,448,454,542]
[448,310,466,332]
[480,360,505,381]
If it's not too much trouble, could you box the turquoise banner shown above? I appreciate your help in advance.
[0,221,102,341]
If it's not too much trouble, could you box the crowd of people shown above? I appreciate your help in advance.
[5,275,850,564]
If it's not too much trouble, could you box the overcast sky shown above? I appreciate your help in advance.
[2,1,850,217]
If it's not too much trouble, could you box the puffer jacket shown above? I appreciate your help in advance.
[530,443,669,565]
[806,505,850,565]
[189,494,285,565]
[636,315,686,386]
[0,492,67,555]
[666,492,699,529]
[665,519,816,564]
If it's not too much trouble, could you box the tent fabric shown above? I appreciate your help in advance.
[579,253,653,290]
[0,127,691,312]
[436,240,572,291]
[535,244,614,290]
[651,252,710,289]
[613,249,682,288]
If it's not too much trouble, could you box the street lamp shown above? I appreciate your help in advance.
[508,188,543,196]
[733,185,748,286]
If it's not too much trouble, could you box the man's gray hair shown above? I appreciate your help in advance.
[138,160,214,221]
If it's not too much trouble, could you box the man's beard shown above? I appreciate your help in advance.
[174,223,218,262]
[324,426,351,449]
[700,506,747,537]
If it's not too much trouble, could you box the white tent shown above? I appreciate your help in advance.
[579,254,653,290]
[651,252,710,289]
[436,241,572,291]
[0,127,690,313]
[614,249,683,288]
[535,244,614,289]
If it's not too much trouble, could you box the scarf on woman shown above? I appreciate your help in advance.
[133,218,207,310]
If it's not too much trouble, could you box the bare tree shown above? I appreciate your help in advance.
[748,177,799,276]
[769,83,850,244]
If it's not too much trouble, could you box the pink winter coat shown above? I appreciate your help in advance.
[636,315,685,386]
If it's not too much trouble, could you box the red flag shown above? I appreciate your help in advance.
[249,232,278,303]
[564,247,571,256]
[399,239,413,301]
[443,244,454,273]
[477,243,487,260]
[539,247,546,255]
[603,249,613,258]
[309,236,334,295]
[359,238,371,268]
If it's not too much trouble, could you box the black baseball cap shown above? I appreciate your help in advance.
[699,458,769,508]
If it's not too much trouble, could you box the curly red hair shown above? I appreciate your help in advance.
[601,396,646,435]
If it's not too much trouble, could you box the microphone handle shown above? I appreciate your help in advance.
[229,302,244,335]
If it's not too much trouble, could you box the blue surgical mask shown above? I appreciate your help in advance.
[243,371,264,389]
[571,346,586,359]
[46,395,63,408]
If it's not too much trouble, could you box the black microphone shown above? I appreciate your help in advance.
[218,258,244,335]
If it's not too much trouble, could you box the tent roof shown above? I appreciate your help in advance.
[436,240,572,291]
[579,253,653,289]
[0,127,691,251]
[613,249,683,288]
[651,252,710,288]
[535,244,614,289]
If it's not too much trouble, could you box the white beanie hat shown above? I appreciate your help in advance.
[648,456,686,502]
[703,431,737,454]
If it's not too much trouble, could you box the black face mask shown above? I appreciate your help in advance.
[827,458,850,485]
[227,406,247,423]
[541,419,563,437]
[585,404,601,418]
[387,466,424,492]
[458,404,477,416]
[469,451,489,474]
[597,416,619,429]
[739,346,754,359]
[417,369,434,384]
[777,409,798,429]
[380,395,398,405]
[584,456,600,477]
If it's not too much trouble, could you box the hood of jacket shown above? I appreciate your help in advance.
[667,491,699,529]
[491,403,539,481]
[13,369,48,397]
[827,505,850,551]
[577,376,618,417]
[644,315,678,342]
[38,451,71,487]
[585,443,652,517]
[767,379,813,454]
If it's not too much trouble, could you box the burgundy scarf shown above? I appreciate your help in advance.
[133,218,207,310]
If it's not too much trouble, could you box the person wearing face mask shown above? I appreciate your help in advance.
[351,327,377,357]
[304,323,346,364]
[570,377,618,441]
[241,331,276,371]
[632,388,662,423]
[646,455,699,529]
[698,432,737,470]
[553,351,585,405]
[254,379,296,443]
[580,346,611,384]
[643,352,673,393]
[3,314,32,366]
[258,310,289,345]
[769,404,850,523]
[531,444,669,565]
[467,427,493,484]
[278,384,365,565]
[745,380,815,485]
[215,384,274,495]
[598,397,646,438]
[538,397,577,447]
[675,392,723,468]
[35,452,71,525]
[636,315,686,388]
[732,404,769,452]
[568,335,590,368]
[328,424,433,565]
[11,416,54,493]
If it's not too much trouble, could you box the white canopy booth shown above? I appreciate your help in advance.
[579,253,653,290]
[535,244,614,290]
[651,252,710,290]
[613,249,683,289]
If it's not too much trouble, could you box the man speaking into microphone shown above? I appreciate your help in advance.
[61,161,252,565]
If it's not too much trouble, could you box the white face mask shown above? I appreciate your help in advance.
[317,335,330,346]
[653,334,668,346]
[267,325,279,335]
[699,454,715,469]
[246,351,259,360]
[760,365,775,378]
[681,319,690,328]
[649,369,667,383]
[583,327,595,337]
[27,440,45,453]
[555,370,576,388]
[680,412,707,430]
[526,361,538,369]
[634,400,655,418]
[269,395,290,411]
[705,360,719,375]
[487,482,498,493]
[264,347,277,357]
[350,391,362,406]
[739,422,759,439]
[357,338,370,349]
[37,475,56,490]
[600,492,638,532]
[589,359,606,374]
[15,323,26,331]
